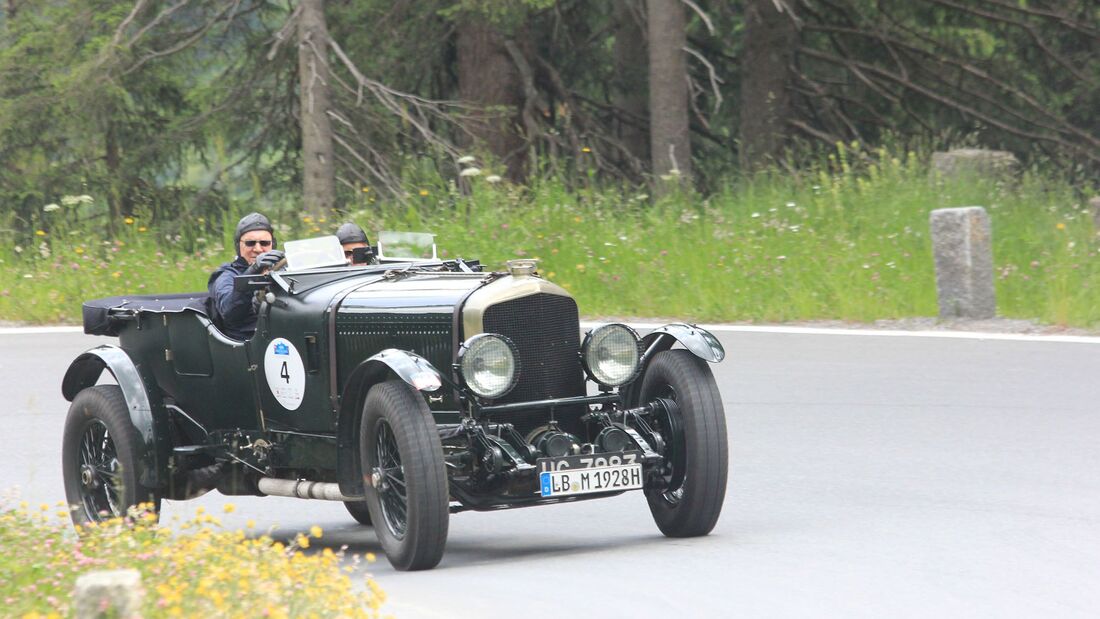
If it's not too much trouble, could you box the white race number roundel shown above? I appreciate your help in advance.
[264,338,305,410]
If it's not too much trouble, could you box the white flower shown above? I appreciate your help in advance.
[78,194,93,204]
[43,204,60,212]
[23,274,33,279]
[751,212,761,218]
[13,246,22,254]
[459,167,482,177]
[485,175,502,184]
[457,155,476,165]
[60,195,79,206]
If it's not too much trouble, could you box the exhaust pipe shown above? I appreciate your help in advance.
[257,477,360,502]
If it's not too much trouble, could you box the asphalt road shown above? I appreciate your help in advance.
[2,327,1099,618]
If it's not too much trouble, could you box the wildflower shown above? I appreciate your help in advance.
[246,519,256,529]
[310,525,323,538]
[296,534,310,549]
[485,175,502,184]
[35,230,46,236]
[460,167,482,177]
[581,146,591,153]
[457,155,476,164]
[124,217,134,225]
[75,247,84,254]
[419,189,430,197]
[111,272,121,278]
[223,503,236,513]
[576,264,586,272]
[361,187,370,193]
[1056,222,1066,230]
[138,226,147,232]
[751,212,760,218]
[13,246,22,254]
[43,203,61,212]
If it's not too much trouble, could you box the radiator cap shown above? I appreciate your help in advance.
[506,259,538,277]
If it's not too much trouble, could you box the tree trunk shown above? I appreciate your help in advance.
[298,0,336,216]
[739,0,798,172]
[456,16,526,182]
[612,0,649,172]
[647,0,691,184]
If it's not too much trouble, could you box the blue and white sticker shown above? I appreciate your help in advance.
[264,337,305,410]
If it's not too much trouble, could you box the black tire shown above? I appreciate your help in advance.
[343,500,373,526]
[62,385,161,525]
[360,380,448,571]
[639,350,728,537]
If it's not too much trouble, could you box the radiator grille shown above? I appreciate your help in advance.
[482,293,585,433]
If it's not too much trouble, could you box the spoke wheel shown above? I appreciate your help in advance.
[62,385,161,525]
[360,380,448,571]
[638,350,728,537]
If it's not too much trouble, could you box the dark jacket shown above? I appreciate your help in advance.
[207,257,256,340]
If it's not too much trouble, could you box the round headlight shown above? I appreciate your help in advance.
[582,324,641,387]
[458,334,520,399]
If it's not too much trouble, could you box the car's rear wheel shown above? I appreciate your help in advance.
[638,350,727,537]
[360,380,448,570]
[343,500,373,526]
[62,385,161,525]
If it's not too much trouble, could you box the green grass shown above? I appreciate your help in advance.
[2,148,1098,327]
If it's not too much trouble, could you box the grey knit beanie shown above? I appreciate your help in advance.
[335,222,369,245]
[234,212,276,250]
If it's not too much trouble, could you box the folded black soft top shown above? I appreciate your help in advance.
[82,293,209,336]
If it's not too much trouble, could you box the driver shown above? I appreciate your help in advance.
[336,222,372,265]
[207,212,284,340]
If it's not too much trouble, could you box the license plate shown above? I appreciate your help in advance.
[539,462,644,497]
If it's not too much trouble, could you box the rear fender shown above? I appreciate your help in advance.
[623,324,724,406]
[61,345,169,489]
[335,349,443,497]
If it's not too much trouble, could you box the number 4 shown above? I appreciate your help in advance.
[280,361,290,383]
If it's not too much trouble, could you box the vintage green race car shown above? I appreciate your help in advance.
[61,232,728,570]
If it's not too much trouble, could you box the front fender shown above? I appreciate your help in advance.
[61,345,169,489]
[623,324,724,406]
[335,349,443,497]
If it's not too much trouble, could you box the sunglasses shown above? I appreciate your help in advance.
[242,239,272,248]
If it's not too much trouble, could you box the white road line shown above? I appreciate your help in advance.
[580,321,1100,344]
[2,323,1098,344]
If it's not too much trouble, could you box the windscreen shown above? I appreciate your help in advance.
[283,235,347,271]
[377,231,437,261]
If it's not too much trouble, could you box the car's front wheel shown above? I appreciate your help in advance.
[62,385,161,525]
[638,350,728,537]
[360,380,448,570]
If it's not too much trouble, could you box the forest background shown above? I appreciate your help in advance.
[1,0,1098,327]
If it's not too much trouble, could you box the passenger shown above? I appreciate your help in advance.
[336,222,372,265]
[207,212,283,340]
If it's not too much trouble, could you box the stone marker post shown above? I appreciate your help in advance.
[930,207,995,319]
[1089,197,1100,235]
[74,569,144,619]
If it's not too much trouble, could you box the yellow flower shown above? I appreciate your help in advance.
[296,534,310,549]
[310,525,323,538]
[575,264,586,272]
[39,503,49,511]
[124,217,134,225]
[138,226,147,232]
[223,503,236,513]
[246,519,256,529]
[365,552,376,562]
[581,146,591,153]
[419,189,430,197]
[573,216,582,223]
[35,230,46,236]
[75,247,84,254]
[361,186,370,193]
[1056,222,1066,230]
